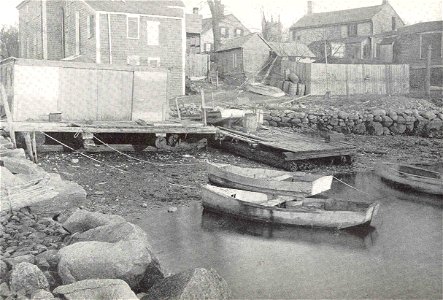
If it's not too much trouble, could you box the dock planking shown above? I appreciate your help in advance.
[215,127,356,170]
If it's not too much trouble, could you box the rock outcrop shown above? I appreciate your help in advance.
[53,279,138,300]
[142,268,231,300]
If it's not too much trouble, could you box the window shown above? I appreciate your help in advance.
[363,43,371,59]
[204,43,212,52]
[220,27,229,38]
[234,28,243,37]
[331,42,344,58]
[87,15,95,39]
[148,57,160,68]
[420,32,442,59]
[127,15,140,39]
[348,24,357,37]
[392,17,396,31]
[147,21,160,45]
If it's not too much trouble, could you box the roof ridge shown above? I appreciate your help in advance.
[307,4,383,16]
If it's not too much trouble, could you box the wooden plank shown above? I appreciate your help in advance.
[0,83,16,147]
[23,132,34,162]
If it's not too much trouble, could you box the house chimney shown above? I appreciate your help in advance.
[193,7,199,14]
[382,0,388,4]
[307,1,313,15]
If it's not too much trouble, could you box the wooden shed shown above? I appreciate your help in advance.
[0,58,169,122]
[215,33,271,82]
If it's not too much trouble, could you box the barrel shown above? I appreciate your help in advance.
[288,82,297,96]
[243,113,258,133]
[297,83,306,96]
[283,81,291,93]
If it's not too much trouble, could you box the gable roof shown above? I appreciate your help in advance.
[268,42,315,57]
[202,14,250,33]
[290,4,385,30]
[84,0,184,18]
[216,33,270,52]
[397,21,443,35]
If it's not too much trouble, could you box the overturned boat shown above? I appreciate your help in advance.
[207,162,333,196]
[376,163,443,196]
[201,185,379,229]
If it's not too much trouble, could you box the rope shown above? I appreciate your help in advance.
[41,132,129,173]
[332,176,373,198]
[92,134,198,167]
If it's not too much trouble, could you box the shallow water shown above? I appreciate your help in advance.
[132,172,442,299]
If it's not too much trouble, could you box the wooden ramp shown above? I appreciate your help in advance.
[214,127,356,171]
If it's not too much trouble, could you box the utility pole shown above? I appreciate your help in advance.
[208,0,223,52]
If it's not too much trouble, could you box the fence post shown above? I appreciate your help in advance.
[425,45,432,98]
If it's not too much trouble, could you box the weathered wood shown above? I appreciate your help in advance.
[207,162,333,196]
[202,185,380,229]
[247,83,285,97]
[0,84,16,148]
[13,122,217,134]
[23,132,35,162]
[175,97,182,120]
[36,145,65,153]
[32,131,38,163]
[201,89,207,126]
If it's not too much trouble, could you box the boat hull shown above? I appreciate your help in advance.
[207,162,333,196]
[376,163,443,196]
[201,185,379,229]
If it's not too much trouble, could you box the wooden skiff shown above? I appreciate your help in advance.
[207,162,333,196]
[201,185,380,229]
[376,163,443,195]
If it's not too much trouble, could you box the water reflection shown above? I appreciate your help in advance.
[201,209,378,250]
[131,171,442,299]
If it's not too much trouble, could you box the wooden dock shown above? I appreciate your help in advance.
[213,127,356,171]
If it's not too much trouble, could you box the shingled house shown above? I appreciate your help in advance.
[290,0,404,61]
[17,0,186,97]
[201,14,251,53]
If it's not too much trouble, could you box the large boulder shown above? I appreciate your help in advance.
[367,122,384,136]
[9,262,49,296]
[62,209,126,234]
[1,166,25,189]
[29,174,87,219]
[69,221,148,245]
[30,289,55,300]
[53,279,138,300]
[57,240,164,290]
[142,268,231,300]
[0,157,46,176]
[0,148,26,159]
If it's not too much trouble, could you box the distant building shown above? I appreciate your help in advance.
[186,8,202,54]
[381,21,442,88]
[17,0,186,97]
[289,0,404,61]
[262,14,283,42]
[215,33,270,81]
[201,14,251,53]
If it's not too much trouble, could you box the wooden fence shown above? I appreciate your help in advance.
[0,58,169,122]
[186,54,209,79]
[280,61,409,95]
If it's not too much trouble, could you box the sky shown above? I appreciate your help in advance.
[0,0,442,30]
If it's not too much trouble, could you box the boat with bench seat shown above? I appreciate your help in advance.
[376,163,443,196]
[201,185,379,229]
[207,162,333,196]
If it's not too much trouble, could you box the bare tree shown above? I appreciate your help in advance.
[0,25,19,60]
[207,0,223,52]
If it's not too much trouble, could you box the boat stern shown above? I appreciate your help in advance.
[311,176,333,195]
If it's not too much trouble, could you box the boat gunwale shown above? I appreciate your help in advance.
[382,163,442,181]
[202,185,376,214]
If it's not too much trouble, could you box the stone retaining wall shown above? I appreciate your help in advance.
[263,108,443,138]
